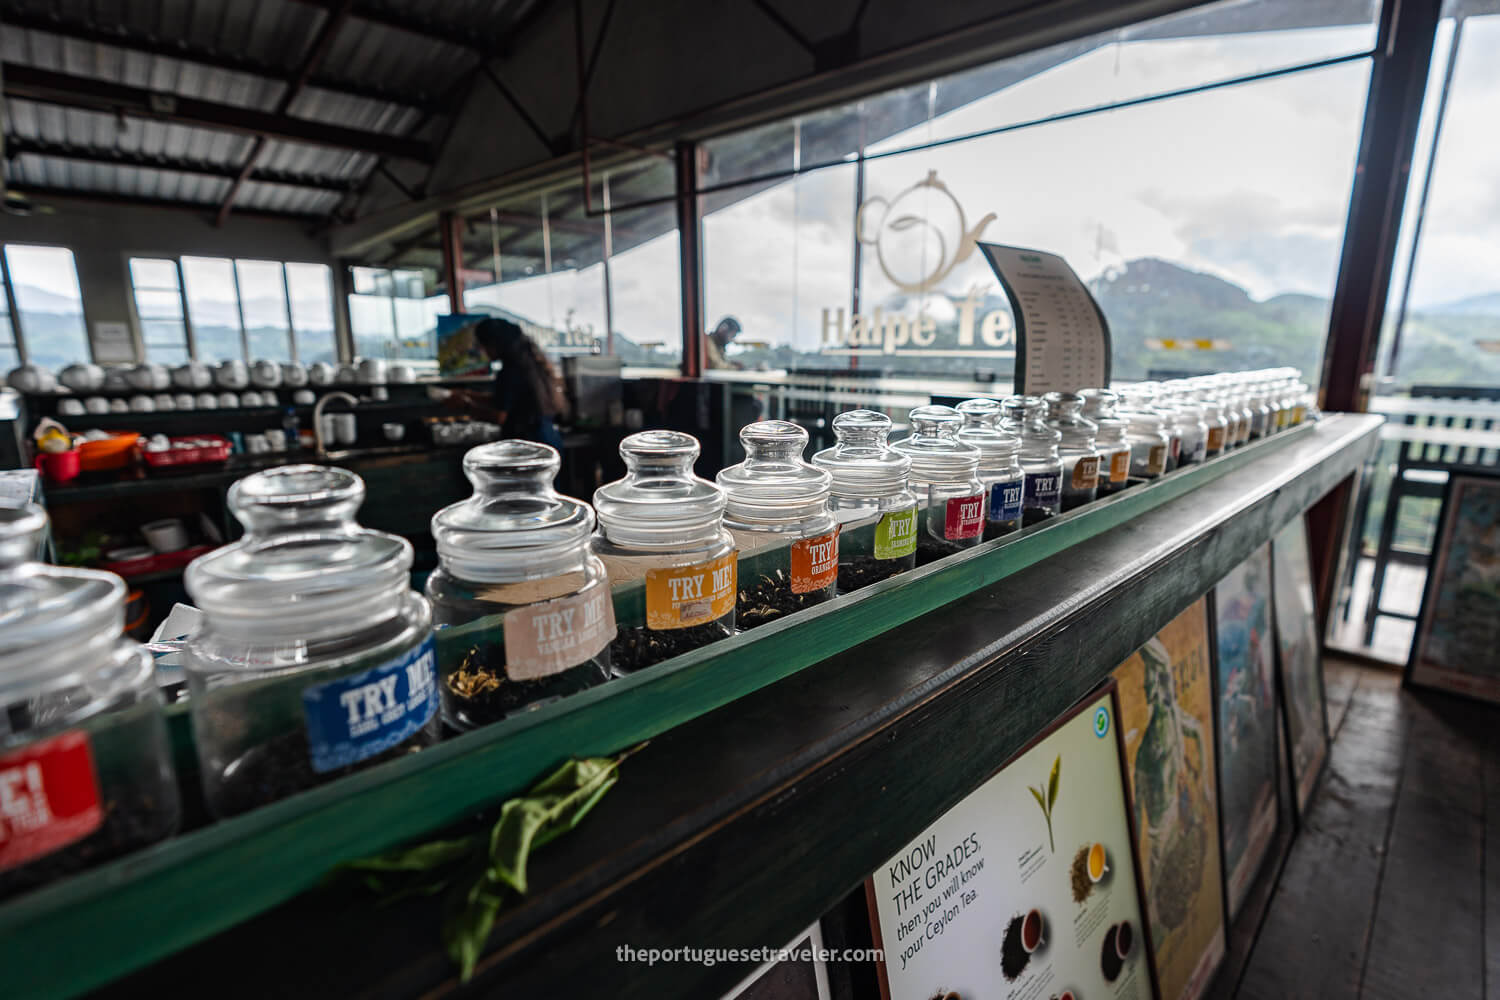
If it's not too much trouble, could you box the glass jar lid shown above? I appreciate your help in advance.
[811,409,911,497]
[954,398,1021,463]
[892,405,980,484]
[185,465,413,635]
[0,504,124,682]
[593,430,725,540]
[717,420,831,523]
[1079,388,1125,423]
[431,441,594,583]
[1002,395,1062,442]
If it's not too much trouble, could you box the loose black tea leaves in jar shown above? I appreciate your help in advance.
[427,441,615,731]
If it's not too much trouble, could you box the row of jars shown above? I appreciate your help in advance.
[0,368,1316,895]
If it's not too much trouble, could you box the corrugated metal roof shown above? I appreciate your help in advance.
[1,0,539,217]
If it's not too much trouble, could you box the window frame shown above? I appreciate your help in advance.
[126,256,196,364]
[130,255,338,364]
[0,243,95,367]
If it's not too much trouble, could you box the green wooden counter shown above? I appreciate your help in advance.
[2,414,1381,999]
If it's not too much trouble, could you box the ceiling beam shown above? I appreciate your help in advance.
[216,0,355,224]
[0,7,436,112]
[3,135,361,192]
[3,63,433,162]
[2,182,333,222]
[289,0,498,53]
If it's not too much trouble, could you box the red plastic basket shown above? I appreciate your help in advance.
[141,435,233,468]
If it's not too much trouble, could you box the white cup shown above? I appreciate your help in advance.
[265,429,287,451]
[141,518,189,554]
[333,413,357,446]
[246,434,270,454]
[382,422,405,442]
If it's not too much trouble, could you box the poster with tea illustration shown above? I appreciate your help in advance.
[1409,474,1500,704]
[1113,599,1226,1000]
[1270,519,1329,815]
[867,686,1158,1000]
[1211,545,1280,917]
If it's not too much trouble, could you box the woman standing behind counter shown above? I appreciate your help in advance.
[446,318,569,450]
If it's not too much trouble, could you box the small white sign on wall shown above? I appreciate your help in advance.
[92,321,136,363]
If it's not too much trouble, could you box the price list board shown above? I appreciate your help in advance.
[979,244,1112,395]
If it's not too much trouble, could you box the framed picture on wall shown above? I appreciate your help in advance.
[1113,598,1227,1000]
[1209,544,1280,919]
[866,684,1160,1000]
[1408,472,1500,704]
[1270,518,1330,819]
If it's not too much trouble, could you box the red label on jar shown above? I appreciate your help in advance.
[0,732,102,872]
[944,495,985,540]
[790,529,840,594]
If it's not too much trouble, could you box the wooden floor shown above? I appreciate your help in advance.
[1210,659,1500,1000]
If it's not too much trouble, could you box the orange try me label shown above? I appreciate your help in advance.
[790,529,839,595]
[1109,450,1131,484]
[645,552,737,629]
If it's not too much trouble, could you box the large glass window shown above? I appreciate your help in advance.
[456,161,681,366]
[2,245,91,369]
[1330,0,1500,664]
[697,0,1378,384]
[349,266,447,361]
[177,256,336,363]
[0,260,18,371]
[129,258,191,365]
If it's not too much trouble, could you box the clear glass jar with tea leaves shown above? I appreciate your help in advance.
[427,442,614,731]
[1002,396,1064,526]
[593,430,737,672]
[0,505,179,900]
[717,420,838,629]
[1080,388,1131,496]
[1044,391,1101,511]
[892,405,986,564]
[954,398,1025,539]
[184,466,438,817]
[811,410,918,593]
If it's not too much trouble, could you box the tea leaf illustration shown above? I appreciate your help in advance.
[1029,785,1047,812]
[1047,755,1061,811]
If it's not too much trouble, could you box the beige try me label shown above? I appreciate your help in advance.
[503,583,617,681]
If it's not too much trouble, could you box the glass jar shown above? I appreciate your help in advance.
[593,430,736,671]
[0,505,179,899]
[1292,380,1313,424]
[955,398,1025,539]
[1080,389,1131,496]
[1123,407,1170,480]
[811,410,918,592]
[1229,384,1254,447]
[184,465,437,818]
[892,405,986,563]
[1168,389,1209,467]
[1043,392,1100,510]
[1197,387,1229,458]
[717,421,838,630]
[1002,396,1064,525]
[1247,383,1272,440]
[426,442,614,731]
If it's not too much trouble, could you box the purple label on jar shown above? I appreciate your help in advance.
[301,636,438,774]
[989,478,1024,522]
[1024,471,1061,510]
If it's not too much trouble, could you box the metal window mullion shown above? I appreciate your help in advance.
[280,263,299,362]
[0,248,25,364]
[176,259,198,360]
[230,260,251,363]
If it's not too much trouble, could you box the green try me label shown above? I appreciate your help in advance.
[874,508,918,560]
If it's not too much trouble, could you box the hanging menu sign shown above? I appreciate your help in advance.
[979,244,1112,395]
[868,686,1158,1000]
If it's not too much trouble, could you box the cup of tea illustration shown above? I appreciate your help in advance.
[1021,908,1046,953]
[1088,842,1109,883]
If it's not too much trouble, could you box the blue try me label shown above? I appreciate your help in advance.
[988,478,1024,522]
[301,636,438,774]
[1024,471,1061,509]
